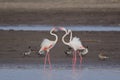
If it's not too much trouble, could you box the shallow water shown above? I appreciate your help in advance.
[0,25,120,31]
[0,65,120,80]
[0,25,120,80]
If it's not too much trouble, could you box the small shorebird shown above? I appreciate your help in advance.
[64,47,73,56]
[98,52,109,60]
[24,46,36,56]
[24,46,32,55]
[64,46,88,56]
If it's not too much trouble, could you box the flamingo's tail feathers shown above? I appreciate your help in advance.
[81,48,88,55]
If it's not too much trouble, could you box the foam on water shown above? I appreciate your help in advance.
[0,25,120,31]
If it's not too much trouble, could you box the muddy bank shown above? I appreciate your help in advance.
[0,9,120,26]
[0,30,120,67]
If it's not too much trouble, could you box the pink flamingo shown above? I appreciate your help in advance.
[39,27,58,70]
[59,27,88,68]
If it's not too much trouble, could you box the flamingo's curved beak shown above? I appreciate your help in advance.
[52,27,58,32]
[59,27,67,31]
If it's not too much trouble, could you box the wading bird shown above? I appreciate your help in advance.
[39,27,58,69]
[98,52,109,60]
[24,46,36,56]
[24,46,32,56]
[59,27,88,68]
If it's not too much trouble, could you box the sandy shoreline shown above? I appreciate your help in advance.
[0,30,120,67]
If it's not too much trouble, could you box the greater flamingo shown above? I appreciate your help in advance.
[39,27,58,69]
[59,27,88,68]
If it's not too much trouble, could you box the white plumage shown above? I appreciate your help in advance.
[41,39,54,47]
[39,28,58,54]
[39,38,55,54]
[69,37,83,51]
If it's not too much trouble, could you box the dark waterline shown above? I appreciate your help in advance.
[0,25,120,31]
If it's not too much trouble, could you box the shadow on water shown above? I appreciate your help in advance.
[0,64,120,80]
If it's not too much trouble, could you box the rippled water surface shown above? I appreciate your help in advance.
[0,65,120,80]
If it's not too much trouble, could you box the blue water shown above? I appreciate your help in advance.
[0,25,120,31]
[0,67,120,80]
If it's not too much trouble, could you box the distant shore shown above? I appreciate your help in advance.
[0,1,120,26]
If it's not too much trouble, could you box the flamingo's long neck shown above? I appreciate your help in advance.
[62,30,70,45]
[50,29,58,44]
[68,30,72,42]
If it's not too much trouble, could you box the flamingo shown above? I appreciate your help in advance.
[39,27,58,69]
[59,27,88,68]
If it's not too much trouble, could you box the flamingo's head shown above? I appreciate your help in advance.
[52,27,58,32]
[59,27,67,32]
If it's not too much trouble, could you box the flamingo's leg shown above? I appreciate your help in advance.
[74,51,77,67]
[79,53,83,65]
[48,53,52,70]
[72,51,75,65]
[44,52,48,70]
[73,50,77,69]
[72,52,74,69]
[76,50,83,66]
